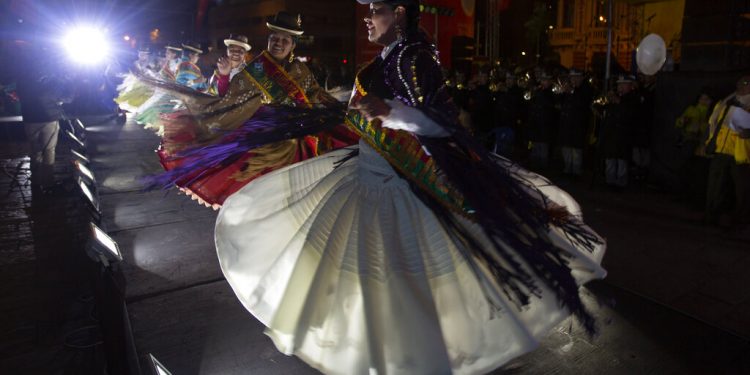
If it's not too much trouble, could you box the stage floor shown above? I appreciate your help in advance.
[84,115,749,375]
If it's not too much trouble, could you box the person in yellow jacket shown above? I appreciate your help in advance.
[704,76,750,226]
[729,78,750,232]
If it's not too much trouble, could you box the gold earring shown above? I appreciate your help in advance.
[289,50,295,63]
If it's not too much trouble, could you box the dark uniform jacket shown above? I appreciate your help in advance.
[598,91,639,158]
[527,87,557,143]
[558,82,593,148]
[17,74,74,123]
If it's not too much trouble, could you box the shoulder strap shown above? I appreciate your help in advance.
[708,100,732,145]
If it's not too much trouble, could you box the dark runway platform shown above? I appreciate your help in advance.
[2,114,748,374]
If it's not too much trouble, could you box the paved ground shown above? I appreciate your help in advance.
[0,125,107,374]
[2,115,749,374]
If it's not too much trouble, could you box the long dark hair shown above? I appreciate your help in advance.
[384,0,421,37]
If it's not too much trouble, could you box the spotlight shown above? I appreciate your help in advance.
[87,222,122,266]
[63,25,110,65]
[74,159,95,183]
[148,354,173,375]
[78,177,100,214]
[71,149,90,163]
[65,130,86,149]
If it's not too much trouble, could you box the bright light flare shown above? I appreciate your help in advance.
[90,223,122,261]
[149,354,173,375]
[63,26,110,65]
[74,160,95,182]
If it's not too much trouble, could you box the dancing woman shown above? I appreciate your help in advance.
[174,42,208,92]
[146,12,358,208]
[211,1,606,374]
[207,34,252,97]
[115,44,180,114]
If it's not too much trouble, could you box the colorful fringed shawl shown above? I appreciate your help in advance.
[175,59,207,91]
[145,51,358,207]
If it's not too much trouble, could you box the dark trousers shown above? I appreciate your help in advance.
[680,155,710,209]
[705,154,736,222]
[734,163,750,227]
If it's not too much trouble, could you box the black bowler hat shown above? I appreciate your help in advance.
[266,11,304,36]
[181,41,203,54]
[224,34,251,51]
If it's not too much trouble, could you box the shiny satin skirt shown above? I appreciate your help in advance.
[215,140,606,375]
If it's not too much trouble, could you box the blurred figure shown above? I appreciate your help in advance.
[447,69,471,132]
[175,42,208,91]
[633,73,656,182]
[558,68,593,177]
[598,75,639,189]
[674,91,712,208]
[468,67,494,147]
[16,57,74,192]
[159,44,183,82]
[134,45,159,75]
[732,87,750,233]
[705,75,750,230]
[527,71,557,169]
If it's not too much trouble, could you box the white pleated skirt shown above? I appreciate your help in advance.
[215,140,606,375]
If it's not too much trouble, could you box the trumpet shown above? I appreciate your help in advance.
[592,95,609,106]
[551,78,568,94]
[517,72,531,88]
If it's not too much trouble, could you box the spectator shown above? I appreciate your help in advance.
[633,73,657,182]
[728,79,750,233]
[16,57,74,193]
[703,76,749,225]
[674,91,712,208]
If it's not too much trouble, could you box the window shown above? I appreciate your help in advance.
[562,0,575,28]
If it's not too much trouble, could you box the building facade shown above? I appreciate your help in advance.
[548,0,684,71]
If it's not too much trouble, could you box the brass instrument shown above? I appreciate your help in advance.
[520,73,534,100]
[551,78,569,95]
[592,95,609,106]
[590,92,614,119]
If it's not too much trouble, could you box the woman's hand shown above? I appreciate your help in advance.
[351,95,391,122]
[217,57,231,76]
